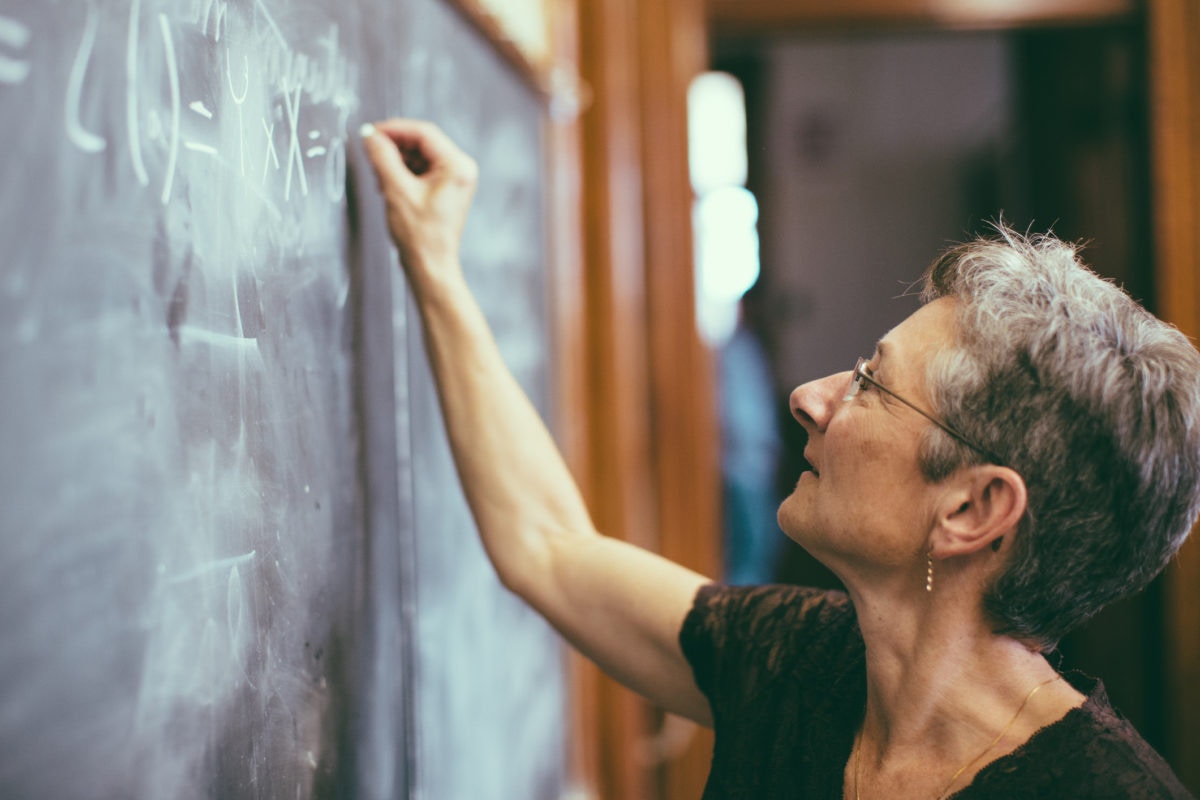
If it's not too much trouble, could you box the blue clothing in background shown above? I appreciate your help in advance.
[718,325,783,585]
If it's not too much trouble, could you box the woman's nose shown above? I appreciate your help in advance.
[789,371,852,432]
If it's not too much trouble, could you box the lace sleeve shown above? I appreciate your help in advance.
[679,583,862,725]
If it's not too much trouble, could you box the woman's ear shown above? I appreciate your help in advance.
[932,466,1027,556]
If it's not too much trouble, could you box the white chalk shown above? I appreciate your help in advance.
[188,100,213,119]
[183,140,219,156]
[0,15,33,48]
[0,55,30,85]
[359,122,376,139]
[165,550,256,584]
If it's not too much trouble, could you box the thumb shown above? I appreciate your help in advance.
[361,123,419,198]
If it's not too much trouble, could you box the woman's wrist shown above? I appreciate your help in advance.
[403,257,471,313]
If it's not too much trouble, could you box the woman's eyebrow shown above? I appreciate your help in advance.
[873,341,890,367]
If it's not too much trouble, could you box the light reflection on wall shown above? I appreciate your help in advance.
[688,71,759,345]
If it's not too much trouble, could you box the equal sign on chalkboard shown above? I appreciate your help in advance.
[0,1,565,798]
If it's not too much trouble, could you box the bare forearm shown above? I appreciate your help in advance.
[410,264,597,594]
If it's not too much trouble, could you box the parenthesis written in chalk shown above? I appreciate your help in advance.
[65,0,106,153]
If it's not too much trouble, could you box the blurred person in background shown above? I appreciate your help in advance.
[718,279,785,585]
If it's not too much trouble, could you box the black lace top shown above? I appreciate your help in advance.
[680,583,1195,799]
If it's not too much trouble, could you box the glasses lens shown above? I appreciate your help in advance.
[844,358,865,400]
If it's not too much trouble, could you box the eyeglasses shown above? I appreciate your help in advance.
[845,357,1002,464]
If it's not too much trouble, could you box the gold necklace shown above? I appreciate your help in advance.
[853,674,1061,800]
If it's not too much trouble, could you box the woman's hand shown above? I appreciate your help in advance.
[361,119,478,289]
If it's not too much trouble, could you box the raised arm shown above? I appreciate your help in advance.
[361,119,713,725]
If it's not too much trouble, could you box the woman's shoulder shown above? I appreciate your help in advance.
[967,674,1195,799]
[683,582,857,652]
[679,583,864,707]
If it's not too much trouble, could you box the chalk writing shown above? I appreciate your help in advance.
[65,1,105,153]
[281,78,308,201]
[325,135,345,203]
[261,118,280,186]
[227,562,251,685]
[165,549,257,585]
[184,140,219,156]
[189,100,214,119]
[226,48,249,177]
[253,0,289,51]
[0,14,31,85]
[126,0,149,185]
[176,326,263,357]
[158,13,180,205]
[39,0,357,228]
[195,0,229,42]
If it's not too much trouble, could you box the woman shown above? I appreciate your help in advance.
[361,119,1199,798]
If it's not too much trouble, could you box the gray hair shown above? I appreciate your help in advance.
[920,224,1200,649]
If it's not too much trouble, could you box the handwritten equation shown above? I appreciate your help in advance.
[0,14,30,85]
[3,0,359,215]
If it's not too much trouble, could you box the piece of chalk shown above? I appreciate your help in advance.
[359,123,376,139]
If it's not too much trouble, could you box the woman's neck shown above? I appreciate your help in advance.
[845,577,1086,798]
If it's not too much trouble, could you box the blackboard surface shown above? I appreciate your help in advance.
[0,1,564,798]
[397,2,565,798]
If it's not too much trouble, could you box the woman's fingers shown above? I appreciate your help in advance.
[361,118,477,276]
[373,118,474,181]
[361,122,419,198]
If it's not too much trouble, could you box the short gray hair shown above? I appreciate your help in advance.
[920,225,1200,649]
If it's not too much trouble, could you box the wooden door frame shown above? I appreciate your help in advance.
[557,0,720,797]
[1148,0,1200,790]
[636,2,721,798]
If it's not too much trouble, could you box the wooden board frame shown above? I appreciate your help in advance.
[442,0,559,99]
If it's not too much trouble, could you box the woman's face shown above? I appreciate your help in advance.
[777,298,959,581]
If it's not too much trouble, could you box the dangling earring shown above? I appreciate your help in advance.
[925,551,935,593]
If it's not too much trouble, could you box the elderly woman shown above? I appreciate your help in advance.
[362,119,1200,799]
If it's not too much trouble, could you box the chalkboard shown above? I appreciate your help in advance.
[396,2,565,798]
[0,1,565,798]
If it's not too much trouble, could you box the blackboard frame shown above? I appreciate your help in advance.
[441,0,562,103]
